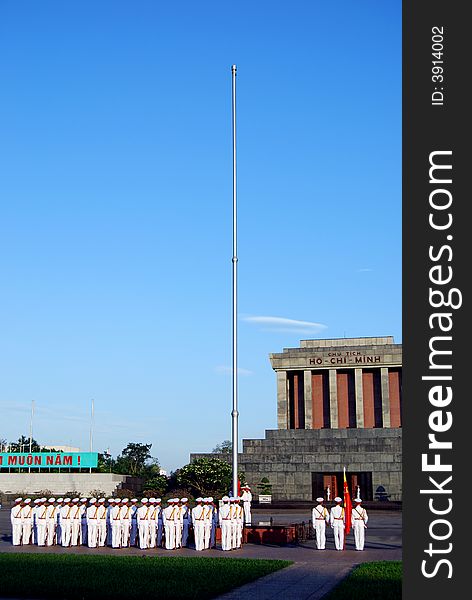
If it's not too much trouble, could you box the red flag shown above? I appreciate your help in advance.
[237,479,241,496]
[343,468,352,547]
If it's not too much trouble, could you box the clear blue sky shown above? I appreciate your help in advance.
[0,1,401,471]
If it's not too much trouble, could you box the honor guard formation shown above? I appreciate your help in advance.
[10,488,252,552]
[312,496,369,551]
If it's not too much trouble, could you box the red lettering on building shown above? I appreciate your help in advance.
[63,456,72,466]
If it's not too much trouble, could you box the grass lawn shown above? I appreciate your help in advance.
[323,561,402,600]
[0,553,292,599]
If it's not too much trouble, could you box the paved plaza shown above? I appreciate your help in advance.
[0,506,401,599]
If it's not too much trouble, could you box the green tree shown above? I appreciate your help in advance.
[177,457,244,498]
[212,440,232,454]
[9,435,41,452]
[114,442,153,476]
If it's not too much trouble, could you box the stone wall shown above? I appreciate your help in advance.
[191,427,402,502]
[0,473,142,496]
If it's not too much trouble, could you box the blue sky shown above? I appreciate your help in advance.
[0,1,401,471]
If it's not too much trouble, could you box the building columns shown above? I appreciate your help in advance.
[304,371,312,428]
[329,369,338,428]
[354,368,364,428]
[277,371,288,429]
[381,367,391,427]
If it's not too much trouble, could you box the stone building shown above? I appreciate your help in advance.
[192,336,402,502]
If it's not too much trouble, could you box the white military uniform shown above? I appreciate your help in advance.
[241,487,252,525]
[120,500,132,547]
[312,499,329,550]
[22,499,34,545]
[174,501,184,549]
[148,499,158,548]
[45,499,58,546]
[110,501,123,548]
[86,500,99,548]
[97,499,108,547]
[137,499,151,549]
[60,500,74,547]
[219,498,232,551]
[70,499,81,546]
[352,500,368,550]
[329,498,345,550]
[10,499,23,546]
[36,500,48,546]
[191,500,205,551]
[202,500,213,550]
[163,500,178,549]
[233,500,244,549]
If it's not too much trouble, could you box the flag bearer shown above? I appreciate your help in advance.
[352,498,368,550]
[312,497,329,550]
[330,497,345,551]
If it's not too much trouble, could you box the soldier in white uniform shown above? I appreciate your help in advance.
[120,499,132,547]
[106,498,115,546]
[234,497,244,549]
[241,485,252,526]
[129,499,138,546]
[148,498,158,548]
[86,498,99,548]
[80,498,88,545]
[55,498,64,545]
[329,497,345,551]
[11,498,23,546]
[110,498,123,548]
[60,498,73,547]
[137,498,150,549]
[36,498,49,546]
[312,497,329,550]
[163,498,178,550]
[219,496,232,551]
[45,498,57,546]
[70,498,82,546]
[351,498,368,550]
[21,498,33,545]
[97,498,108,547]
[191,497,205,551]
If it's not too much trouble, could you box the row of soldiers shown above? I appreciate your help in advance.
[10,494,250,551]
[312,496,369,551]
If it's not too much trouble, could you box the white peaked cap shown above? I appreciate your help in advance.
[181,498,188,502]
[15,498,23,503]
[72,498,79,503]
[89,498,97,503]
[131,498,138,503]
[141,498,149,503]
[49,498,56,503]
[156,498,161,503]
[57,498,64,503]
[34,499,41,504]
[355,498,362,503]
[115,498,122,503]
[207,497,213,502]
[196,497,203,502]
[98,498,105,503]
[149,498,156,503]
[108,498,115,503]
[334,497,342,502]
[64,498,71,503]
[80,498,87,503]
[41,497,47,502]
[24,498,32,503]
[222,496,230,501]
[121,498,129,503]
[316,497,324,502]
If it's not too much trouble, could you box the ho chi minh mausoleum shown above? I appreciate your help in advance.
[192,336,402,502]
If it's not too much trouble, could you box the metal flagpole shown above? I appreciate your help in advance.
[28,399,35,472]
[89,399,94,473]
[231,64,239,498]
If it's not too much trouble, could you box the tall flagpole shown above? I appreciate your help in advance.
[28,399,35,473]
[89,398,94,473]
[231,64,239,497]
